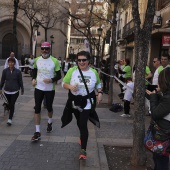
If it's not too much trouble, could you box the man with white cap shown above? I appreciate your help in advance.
[31,42,61,141]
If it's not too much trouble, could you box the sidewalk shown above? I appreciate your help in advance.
[0,69,150,170]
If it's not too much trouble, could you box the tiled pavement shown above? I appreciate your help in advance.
[0,62,150,170]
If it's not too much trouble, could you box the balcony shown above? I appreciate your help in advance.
[122,19,135,39]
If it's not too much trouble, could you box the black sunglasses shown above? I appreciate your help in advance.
[41,47,50,50]
[77,59,87,62]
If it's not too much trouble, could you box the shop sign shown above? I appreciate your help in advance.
[162,34,170,46]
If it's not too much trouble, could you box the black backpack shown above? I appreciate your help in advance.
[109,103,123,112]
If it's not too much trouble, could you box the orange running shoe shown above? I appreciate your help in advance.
[79,149,87,160]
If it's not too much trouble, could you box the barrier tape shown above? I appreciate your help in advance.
[91,65,150,107]
[19,65,29,68]
[91,66,133,93]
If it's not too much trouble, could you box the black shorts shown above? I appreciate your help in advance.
[34,88,55,113]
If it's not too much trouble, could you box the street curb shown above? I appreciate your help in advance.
[98,143,109,170]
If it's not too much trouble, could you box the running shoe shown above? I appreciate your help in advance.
[31,132,41,141]
[120,114,131,117]
[79,149,87,160]
[47,123,52,133]
[7,119,12,126]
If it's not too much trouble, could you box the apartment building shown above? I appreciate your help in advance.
[116,0,170,69]
[149,0,170,69]
[116,0,148,67]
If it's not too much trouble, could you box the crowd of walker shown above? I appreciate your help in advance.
[0,41,170,169]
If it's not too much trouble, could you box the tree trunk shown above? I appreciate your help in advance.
[101,37,105,60]
[30,24,33,54]
[45,28,48,41]
[131,30,147,166]
[131,0,156,166]
[13,0,19,57]
[108,1,118,106]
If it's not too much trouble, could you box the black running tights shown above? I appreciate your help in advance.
[5,92,19,120]
[74,109,90,150]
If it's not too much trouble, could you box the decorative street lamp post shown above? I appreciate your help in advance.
[50,35,54,55]
[97,27,103,67]
[70,46,72,55]
[64,40,68,58]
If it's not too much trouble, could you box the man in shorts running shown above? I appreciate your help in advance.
[31,41,61,141]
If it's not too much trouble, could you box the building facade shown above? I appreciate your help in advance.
[116,0,170,71]
[0,0,69,60]
[149,0,170,70]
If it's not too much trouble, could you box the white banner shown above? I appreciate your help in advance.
[84,39,90,53]
[32,30,37,56]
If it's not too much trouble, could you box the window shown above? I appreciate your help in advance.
[76,39,84,44]
[77,0,86,3]
[91,29,97,34]
[76,9,86,15]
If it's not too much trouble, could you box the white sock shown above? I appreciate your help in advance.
[48,118,52,124]
[8,119,12,123]
[36,125,40,132]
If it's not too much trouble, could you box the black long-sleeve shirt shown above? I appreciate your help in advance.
[150,90,170,129]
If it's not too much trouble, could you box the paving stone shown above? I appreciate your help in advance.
[0,140,79,170]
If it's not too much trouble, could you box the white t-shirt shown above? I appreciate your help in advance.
[29,58,34,69]
[58,60,62,68]
[123,82,134,101]
[119,65,124,78]
[63,66,101,109]
[34,56,60,91]
[152,67,159,85]
[114,64,118,70]
[64,62,69,72]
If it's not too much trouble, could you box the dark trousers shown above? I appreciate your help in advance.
[153,153,169,170]
[102,76,109,92]
[21,62,25,72]
[74,109,90,150]
[124,100,130,115]
[64,71,67,76]
[34,88,55,113]
[5,92,19,120]
[119,76,125,92]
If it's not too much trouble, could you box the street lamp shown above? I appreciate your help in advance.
[50,35,54,55]
[33,23,39,57]
[97,27,103,67]
[70,46,72,54]
[64,40,68,58]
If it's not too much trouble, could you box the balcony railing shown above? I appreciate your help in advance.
[122,19,135,38]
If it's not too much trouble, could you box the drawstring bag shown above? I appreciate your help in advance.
[144,120,170,156]
[109,103,123,112]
